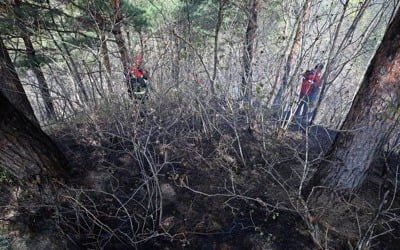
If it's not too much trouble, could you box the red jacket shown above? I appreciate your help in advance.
[129,55,149,78]
[300,70,321,95]
[129,67,144,78]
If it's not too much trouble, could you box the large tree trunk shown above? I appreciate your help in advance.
[0,91,67,180]
[0,91,69,249]
[22,35,56,120]
[0,38,38,125]
[0,38,69,248]
[241,0,261,102]
[305,6,400,195]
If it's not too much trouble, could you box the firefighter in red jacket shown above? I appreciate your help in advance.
[127,55,149,100]
[295,63,323,119]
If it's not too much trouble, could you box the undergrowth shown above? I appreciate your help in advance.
[1,89,399,250]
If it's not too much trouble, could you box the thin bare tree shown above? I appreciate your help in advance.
[211,0,229,95]
[272,0,312,108]
[241,0,261,102]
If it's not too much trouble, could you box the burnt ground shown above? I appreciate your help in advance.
[52,120,319,250]
[1,101,400,250]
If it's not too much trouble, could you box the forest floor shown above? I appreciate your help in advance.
[54,109,321,250]
[1,98,400,250]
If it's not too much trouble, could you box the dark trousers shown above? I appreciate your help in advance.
[127,77,148,100]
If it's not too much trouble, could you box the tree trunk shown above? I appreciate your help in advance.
[0,72,69,249]
[305,6,400,195]
[241,0,261,101]
[22,35,56,120]
[0,91,68,180]
[172,31,181,85]
[110,0,130,78]
[62,41,89,103]
[0,44,67,179]
[272,0,312,107]
[211,0,227,96]
[0,38,39,125]
[113,26,130,76]
[100,34,114,94]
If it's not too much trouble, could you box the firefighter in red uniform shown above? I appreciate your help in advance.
[127,55,149,100]
[295,63,323,119]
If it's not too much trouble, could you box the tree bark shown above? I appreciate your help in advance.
[0,90,68,180]
[112,25,130,76]
[0,33,67,180]
[22,35,56,120]
[305,6,400,195]
[110,0,130,78]
[0,38,39,125]
[0,66,68,249]
[241,0,261,101]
